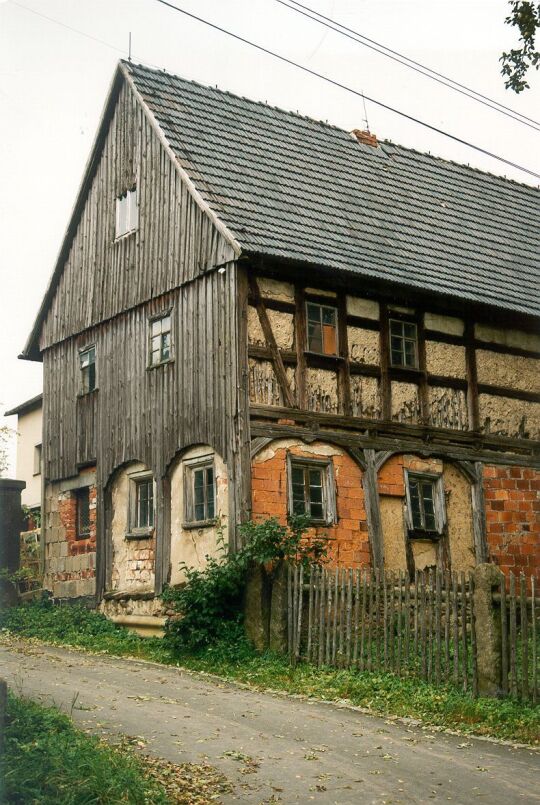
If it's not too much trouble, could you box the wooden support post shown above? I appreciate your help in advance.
[471,461,489,564]
[249,275,295,408]
[295,285,307,409]
[362,449,384,571]
[337,292,352,416]
[379,304,391,420]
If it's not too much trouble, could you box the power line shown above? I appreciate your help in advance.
[153,0,540,181]
[9,1,160,70]
[276,0,540,131]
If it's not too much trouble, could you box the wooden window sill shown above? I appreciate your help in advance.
[125,529,154,540]
[147,358,174,371]
[181,519,217,531]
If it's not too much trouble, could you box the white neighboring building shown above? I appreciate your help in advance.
[5,394,43,512]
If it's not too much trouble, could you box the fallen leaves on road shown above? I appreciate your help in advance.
[120,739,232,803]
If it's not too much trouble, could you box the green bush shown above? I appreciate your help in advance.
[163,516,326,653]
[0,595,168,661]
[2,694,168,804]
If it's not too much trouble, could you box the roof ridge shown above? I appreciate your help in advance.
[124,59,540,193]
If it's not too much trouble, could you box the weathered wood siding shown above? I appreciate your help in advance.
[41,75,250,595]
[40,79,235,350]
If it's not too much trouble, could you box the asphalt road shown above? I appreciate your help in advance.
[1,639,538,804]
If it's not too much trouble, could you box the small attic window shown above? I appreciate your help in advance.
[115,187,138,239]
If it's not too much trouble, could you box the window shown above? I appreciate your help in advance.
[389,319,418,368]
[149,313,172,366]
[80,346,96,393]
[115,187,138,238]
[134,478,154,529]
[185,461,215,524]
[76,488,90,539]
[405,472,445,536]
[306,302,338,355]
[288,457,335,523]
[33,444,42,476]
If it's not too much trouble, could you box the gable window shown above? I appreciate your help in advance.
[75,487,91,539]
[33,444,42,476]
[389,319,418,368]
[405,472,445,536]
[115,187,138,238]
[288,456,335,524]
[184,460,215,525]
[80,346,96,394]
[149,313,172,366]
[306,302,338,355]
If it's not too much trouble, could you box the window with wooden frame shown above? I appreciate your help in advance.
[404,471,446,537]
[306,302,338,355]
[127,472,155,537]
[115,187,138,239]
[389,318,418,368]
[184,459,216,526]
[75,487,91,539]
[287,455,336,524]
[79,346,96,394]
[149,312,172,366]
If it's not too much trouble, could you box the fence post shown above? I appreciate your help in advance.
[473,563,503,697]
[243,562,271,651]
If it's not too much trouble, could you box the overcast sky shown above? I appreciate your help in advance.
[1,0,538,474]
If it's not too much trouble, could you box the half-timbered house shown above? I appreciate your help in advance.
[22,61,539,630]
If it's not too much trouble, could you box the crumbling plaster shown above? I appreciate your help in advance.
[479,395,540,439]
[391,382,420,423]
[169,445,228,586]
[306,368,339,413]
[425,341,466,379]
[476,350,539,394]
[110,462,155,594]
[348,326,380,364]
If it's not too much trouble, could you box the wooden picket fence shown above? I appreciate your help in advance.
[287,564,539,702]
[498,572,537,702]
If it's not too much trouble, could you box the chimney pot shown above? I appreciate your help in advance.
[351,129,378,148]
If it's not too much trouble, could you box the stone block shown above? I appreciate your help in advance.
[244,563,271,651]
[473,563,503,697]
[269,560,289,653]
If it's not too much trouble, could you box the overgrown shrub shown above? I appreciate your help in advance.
[163,516,326,653]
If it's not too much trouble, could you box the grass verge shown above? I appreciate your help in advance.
[2,693,229,804]
[1,600,539,746]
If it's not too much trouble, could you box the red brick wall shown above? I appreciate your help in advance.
[483,465,540,577]
[58,483,97,559]
[252,441,370,568]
